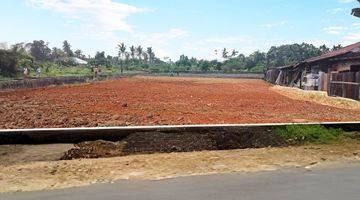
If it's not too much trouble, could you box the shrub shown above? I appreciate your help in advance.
[0,50,18,77]
[276,125,344,144]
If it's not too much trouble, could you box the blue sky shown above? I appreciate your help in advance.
[1,0,359,60]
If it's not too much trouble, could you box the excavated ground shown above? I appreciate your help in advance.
[1,76,359,129]
[61,129,287,160]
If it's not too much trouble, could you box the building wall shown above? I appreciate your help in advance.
[327,60,360,100]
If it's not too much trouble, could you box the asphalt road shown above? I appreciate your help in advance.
[2,163,360,200]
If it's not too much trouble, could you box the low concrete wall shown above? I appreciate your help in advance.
[0,122,358,144]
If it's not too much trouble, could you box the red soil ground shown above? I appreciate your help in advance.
[0,76,359,129]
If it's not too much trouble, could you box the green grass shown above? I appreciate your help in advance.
[276,125,344,144]
[0,75,12,81]
[38,64,92,77]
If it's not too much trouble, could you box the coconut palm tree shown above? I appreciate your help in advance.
[129,46,136,63]
[222,48,228,59]
[125,52,130,66]
[142,52,149,63]
[117,43,126,60]
[146,47,155,64]
[136,45,143,62]
[117,43,126,73]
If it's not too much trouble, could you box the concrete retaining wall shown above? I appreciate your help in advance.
[0,122,358,144]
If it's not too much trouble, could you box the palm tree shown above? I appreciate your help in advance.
[125,52,130,67]
[231,49,238,58]
[146,47,155,64]
[117,43,126,60]
[352,0,360,18]
[117,43,126,73]
[136,45,143,62]
[129,46,136,62]
[222,48,228,59]
[142,52,149,63]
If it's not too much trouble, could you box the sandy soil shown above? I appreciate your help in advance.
[1,76,359,129]
[0,144,74,166]
[272,85,360,111]
[0,140,359,193]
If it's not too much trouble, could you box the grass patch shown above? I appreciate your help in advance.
[276,125,344,144]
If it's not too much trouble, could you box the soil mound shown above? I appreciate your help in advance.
[61,129,288,160]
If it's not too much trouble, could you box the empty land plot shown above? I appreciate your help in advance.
[0,76,359,129]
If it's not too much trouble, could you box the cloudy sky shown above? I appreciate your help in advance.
[1,0,359,60]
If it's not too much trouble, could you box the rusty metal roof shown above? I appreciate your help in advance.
[305,42,360,64]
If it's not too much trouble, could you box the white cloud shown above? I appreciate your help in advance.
[353,23,360,29]
[133,28,189,46]
[129,28,190,59]
[324,26,346,35]
[305,40,332,47]
[0,42,8,50]
[261,21,288,28]
[326,8,345,14]
[342,33,360,45]
[26,0,147,33]
[201,37,249,45]
[338,0,355,3]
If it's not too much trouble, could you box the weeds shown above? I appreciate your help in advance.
[276,125,344,144]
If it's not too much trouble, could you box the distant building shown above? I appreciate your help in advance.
[71,57,88,65]
[265,42,360,100]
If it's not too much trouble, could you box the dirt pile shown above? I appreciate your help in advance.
[61,130,288,160]
[61,140,125,159]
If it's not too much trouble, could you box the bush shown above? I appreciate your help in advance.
[276,125,344,144]
[0,50,18,77]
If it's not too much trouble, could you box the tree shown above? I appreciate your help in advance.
[332,45,342,51]
[129,46,136,62]
[142,52,149,63]
[352,0,360,17]
[0,49,18,77]
[0,43,33,77]
[11,43,33,68]
[146,47,155,63]
[198,60,211,72]
[51,47,66,61]
[117,43,126,60]
[230,49,238,58]
[63,40,73,57]
[319,45,330,54]
[92,51,107,66]
[28,40,51,61]
[136,45,143,62]
[175,55,192,71]
[222,48,228,59]
[74,49,85,59]
[266,43,324,68]
[124,52,130,66]
[117,43,127,73]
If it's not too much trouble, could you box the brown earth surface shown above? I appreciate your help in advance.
[0,140,359,193]
[0,144,74,165]
[60,129,287,160]
[0,76,359,129]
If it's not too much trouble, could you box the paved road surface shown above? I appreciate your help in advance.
[2,163,360,200]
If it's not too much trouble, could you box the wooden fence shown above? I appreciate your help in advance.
[329,72,360,100]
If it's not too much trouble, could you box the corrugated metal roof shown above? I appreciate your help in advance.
[306,42,360,63]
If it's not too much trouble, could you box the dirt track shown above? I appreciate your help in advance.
[0,76,359,129]
[1,140,359,193]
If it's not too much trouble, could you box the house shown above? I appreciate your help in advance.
[71,57,88,66]
[265,42,360,100]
